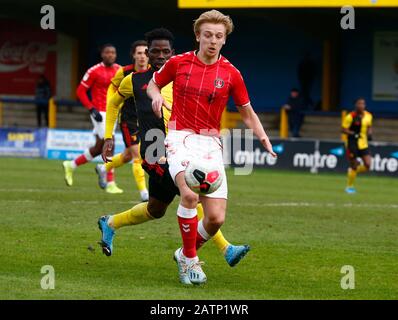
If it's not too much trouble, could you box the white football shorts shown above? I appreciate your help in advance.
[90,111,116,139]
[165,129,228,199]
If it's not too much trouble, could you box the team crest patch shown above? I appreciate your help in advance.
[214,78,224,89]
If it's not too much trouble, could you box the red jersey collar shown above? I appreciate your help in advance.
[101,62,116,68]
[193,50,222,66]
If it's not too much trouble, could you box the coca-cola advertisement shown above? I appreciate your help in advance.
[0,20,56,95]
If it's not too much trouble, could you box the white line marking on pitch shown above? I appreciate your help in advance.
[0,188,89,193]
[1,200,140,205]
[237,202,398,209]
[70,200,140,205]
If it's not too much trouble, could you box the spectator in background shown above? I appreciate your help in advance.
[283,88,305,138]
[35,75,51,127]
[297,53,316,109]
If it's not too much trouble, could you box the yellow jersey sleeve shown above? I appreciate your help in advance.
[106,84,117,108]
[342,113,353,129]
[367,112,373,127]
[106,68,124,107]
[111,67,125,88]
[161,82,173,132]
[358,111,373,149]
[104,74,134,139]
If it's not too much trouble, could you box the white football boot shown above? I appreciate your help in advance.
[173,248,192,285]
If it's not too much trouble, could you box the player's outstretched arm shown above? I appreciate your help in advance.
[106,82,118,104]
[104,92,124,139]
[102,92,121,162]
[102,77,130,162]
[147,79,171,118]
[106,67,124,102]
[237,103,277,157]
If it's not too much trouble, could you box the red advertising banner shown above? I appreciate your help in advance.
[0,20,56,95]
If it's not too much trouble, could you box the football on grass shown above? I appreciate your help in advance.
[184,159,223,195]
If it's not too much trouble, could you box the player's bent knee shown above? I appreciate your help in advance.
[350,162,357,170]
[147,200,168,219]
[149,209,166,219]
[90,146,102,157]
[147,206,166,219]
[207,215,225,229]
[181,192,199,207]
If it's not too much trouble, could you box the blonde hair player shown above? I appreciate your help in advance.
[97,28,251,279]
[147,10,276,285]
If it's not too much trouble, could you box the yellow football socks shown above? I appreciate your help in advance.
[196,203,204,220]
[347,168,357,188]
[212,231,230,254]
[356,165,368,173]
[105,153,124,172]
[133,159,147,192]
[347,165,369,188]
[110,202,153,229]
[197,203,230,253]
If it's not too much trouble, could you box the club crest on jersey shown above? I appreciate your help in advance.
[214,78,224,89]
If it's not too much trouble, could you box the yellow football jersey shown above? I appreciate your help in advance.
[342,110,373,150]
[105,71,173,139]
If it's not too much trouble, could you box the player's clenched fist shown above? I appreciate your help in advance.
[102,138,114,162]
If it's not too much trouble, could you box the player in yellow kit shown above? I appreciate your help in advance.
[97,28,250,285]
[95,41,149,201]
[342,97,373,194]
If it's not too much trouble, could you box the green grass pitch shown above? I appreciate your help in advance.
[0,157,397,299]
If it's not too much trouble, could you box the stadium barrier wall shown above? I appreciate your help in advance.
[0,127,47,158]
[227,135,398,177]
[46,129,125,161]
[1,127,397,176]
[0,127,124,162]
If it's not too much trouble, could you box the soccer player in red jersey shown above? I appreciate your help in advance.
[95,41,150,201]
[147,10,276,284]
[62,44,123,194]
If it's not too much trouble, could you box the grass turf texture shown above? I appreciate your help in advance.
[0,157,397,299]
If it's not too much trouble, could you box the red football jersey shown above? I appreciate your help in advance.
[153,51,250,134]
[78,62,120,112]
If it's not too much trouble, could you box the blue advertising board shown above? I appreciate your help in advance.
[228,136,398,177]
[45,129,125,161]
[0,128,47,158]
